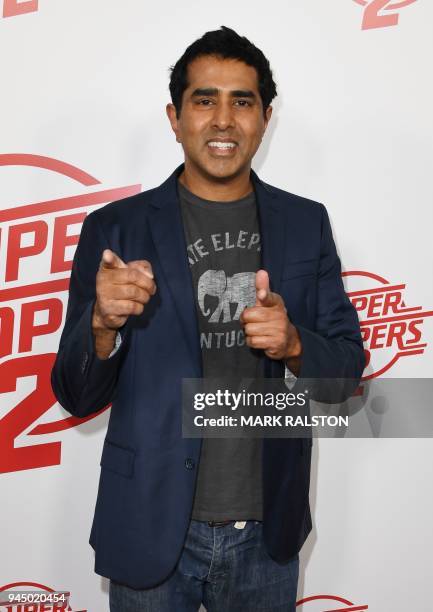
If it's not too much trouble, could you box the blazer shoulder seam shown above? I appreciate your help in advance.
[260,180,324,209]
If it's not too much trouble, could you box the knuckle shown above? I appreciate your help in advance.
[96,274,105,290]
[97,297,109,312]
[105,301,117,316]
[128,268,138,284]
[106,315,117,327]
[128,301,137,314]
[127,285,137,300]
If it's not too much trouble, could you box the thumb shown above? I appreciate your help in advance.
[255,269,271,305]
[100,249,127,270]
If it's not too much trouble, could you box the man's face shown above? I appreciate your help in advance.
[167,55,272,182]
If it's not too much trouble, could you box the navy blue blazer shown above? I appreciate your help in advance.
[51,164,365,589]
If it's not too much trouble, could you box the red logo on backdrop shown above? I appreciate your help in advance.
[353,0,417,30]
[2,0,38,18]
[0,581,86,611]
[296,594,368,611]
[344,270,433,380]
[0,154,141,474]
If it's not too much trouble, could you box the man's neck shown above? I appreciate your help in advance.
[179,164,253,202]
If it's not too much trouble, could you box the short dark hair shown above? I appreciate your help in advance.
[169,26,277,118]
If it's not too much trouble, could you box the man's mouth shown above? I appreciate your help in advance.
[207,140,238,155]
[208,141,236,149]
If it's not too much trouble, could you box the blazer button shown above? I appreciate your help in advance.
[184,458,195,470]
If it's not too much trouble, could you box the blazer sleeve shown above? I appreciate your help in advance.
[50,211,132,418]
[294,204,365,399]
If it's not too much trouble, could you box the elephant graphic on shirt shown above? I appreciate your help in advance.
[197,269,256,324]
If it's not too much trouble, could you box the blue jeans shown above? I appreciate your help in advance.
[109,519,299,611]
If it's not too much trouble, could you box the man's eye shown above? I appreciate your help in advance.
[235,99,251,107]
[197,99,214,105]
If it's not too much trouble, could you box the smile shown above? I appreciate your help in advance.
[207,141,237,149]
[207,140,238,157]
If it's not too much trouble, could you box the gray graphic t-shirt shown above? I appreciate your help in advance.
[178,180,264,521]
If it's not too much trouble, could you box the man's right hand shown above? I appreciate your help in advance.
[91,249,156,358]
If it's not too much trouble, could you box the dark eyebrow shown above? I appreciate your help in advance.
[230,90,256,99]
[191,88,257,99]
[191,88,218,97]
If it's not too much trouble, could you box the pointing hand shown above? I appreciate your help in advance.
[240,269,302,362]
[93,249,157,333]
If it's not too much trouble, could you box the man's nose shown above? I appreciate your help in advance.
[211,101,235,130]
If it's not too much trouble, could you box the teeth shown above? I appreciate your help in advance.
[208,141,236,149]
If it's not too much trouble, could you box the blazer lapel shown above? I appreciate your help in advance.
[251,170,286,295]
[251,171,287,380]
[148,165,202,374]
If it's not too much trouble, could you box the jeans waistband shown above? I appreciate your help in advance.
[206,520,234,528]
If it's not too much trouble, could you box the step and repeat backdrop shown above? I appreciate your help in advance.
[1,1,432,610]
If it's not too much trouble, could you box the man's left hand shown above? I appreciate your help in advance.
[240,270,302,364]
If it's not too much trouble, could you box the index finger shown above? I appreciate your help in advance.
[99,249,127,270]
[257,291,282,308]
[105,266,156,291]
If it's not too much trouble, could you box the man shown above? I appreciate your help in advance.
[51,26,365,612]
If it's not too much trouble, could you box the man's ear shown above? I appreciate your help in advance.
[263,105,273,132]
[166,103,181,143]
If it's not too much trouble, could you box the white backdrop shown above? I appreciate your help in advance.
[1,1,432,610]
